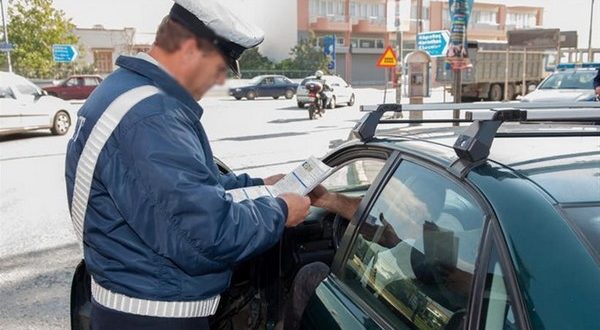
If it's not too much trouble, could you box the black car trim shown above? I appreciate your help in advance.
[330,149,400,274]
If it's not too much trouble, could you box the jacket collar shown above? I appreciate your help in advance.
[116,55,203,119]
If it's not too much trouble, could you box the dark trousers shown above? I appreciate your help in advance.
[91,299,210,330]
[284,262,330,330]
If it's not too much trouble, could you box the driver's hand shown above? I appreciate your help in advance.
[263,173,285,185]
[308,184,331,209]
[279,193,310,227]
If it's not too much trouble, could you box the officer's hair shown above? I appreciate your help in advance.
[154,16,217,54]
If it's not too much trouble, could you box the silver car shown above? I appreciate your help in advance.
[296,75,355,108]
[521,69,597,102]
[0,72,74,136]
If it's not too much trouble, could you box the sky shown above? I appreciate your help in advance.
[40,0,600,49]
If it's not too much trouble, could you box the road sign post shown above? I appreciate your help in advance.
[377,47,398,104]
[52,44,79,63]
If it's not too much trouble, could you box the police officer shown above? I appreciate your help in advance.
[65,0,310,328]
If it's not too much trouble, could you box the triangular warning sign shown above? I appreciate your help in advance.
[376,47,398,68]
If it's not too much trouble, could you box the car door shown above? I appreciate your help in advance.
[273,77,288,97]
[81,77,100,99]
[0,85,23,131]
[258,77,275,97]
[61,77,79,99]
[302,155,489,329]
[12,76,50,128]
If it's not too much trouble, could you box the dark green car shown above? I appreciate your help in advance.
[71,104,600,330]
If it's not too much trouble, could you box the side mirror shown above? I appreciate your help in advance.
[42,90,48,96]
[527,84,537,92]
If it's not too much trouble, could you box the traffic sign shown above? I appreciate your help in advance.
[376,46,398,68]
[0,42,14,52]
[323,35,336,71]
[52,44,78,63]
[417,30,450,57]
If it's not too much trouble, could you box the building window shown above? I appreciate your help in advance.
[350,1,385,23]
[473,10,498,25]
[93,49,113,73]
[506,12,537,29]
[310,0,346,22]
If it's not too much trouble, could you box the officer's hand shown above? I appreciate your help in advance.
[263,174,285,185]
[595,86,600,97]
[279,193,310,227]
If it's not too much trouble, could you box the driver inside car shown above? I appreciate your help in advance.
[285,182,477,329]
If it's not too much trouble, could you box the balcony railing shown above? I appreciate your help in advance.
[352,17,387,33]
[310,15,351,32]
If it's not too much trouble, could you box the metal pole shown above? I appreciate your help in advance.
[453,70,461,126]
[589,0,595,61]
[395,0,403,118]
[383,68,388,103]
[522,48,527,96]
[504,46,509,101]
[1,0,12,72]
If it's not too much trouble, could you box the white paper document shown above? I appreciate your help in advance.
[226,156,333,202]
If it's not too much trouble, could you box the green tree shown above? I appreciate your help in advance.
[238,47,273,71]
[286,31,329,73]
[3,0,79,78]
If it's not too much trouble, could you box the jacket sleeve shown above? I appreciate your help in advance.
[104,113,287,276]
[219,172,264,190]
[594,69,600,89]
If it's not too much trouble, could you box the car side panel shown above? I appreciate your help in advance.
[302,278,383,330]
[469,162,600,330]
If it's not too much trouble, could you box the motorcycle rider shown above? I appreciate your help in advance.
[314,70,331,110]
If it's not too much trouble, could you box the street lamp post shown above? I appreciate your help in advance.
[1,0,12,72]
[588,0,595,61]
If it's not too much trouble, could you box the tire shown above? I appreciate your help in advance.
[328,96,336,109]
[285,89,294,99]
[51,111,71,135]
[488,84,503,101]
[246,91,256,100]
[234,96,242,100]
[347,93,355,106]
[308,105,316,120]
[297,102,304,108]
[273,96,280,99]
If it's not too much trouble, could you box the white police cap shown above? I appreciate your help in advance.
[169,0,265,76]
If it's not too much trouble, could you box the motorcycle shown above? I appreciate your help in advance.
[305,81,329,120]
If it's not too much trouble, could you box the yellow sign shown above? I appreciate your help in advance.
[377,47,398,68]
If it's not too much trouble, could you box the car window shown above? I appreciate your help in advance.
[14,77,40,96]
[84,77,100,86]
[301,77,316,85]
[340,161,486,329]
[0,85,16,99]
[274,77,287,85]
[321,158,386,194]
[479,245,519,330]
[261,77,275,85]
[65,78,78,87]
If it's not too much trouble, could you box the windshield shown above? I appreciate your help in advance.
[538,71,596,90]
[562,206,600,259]
[249,76,263,85]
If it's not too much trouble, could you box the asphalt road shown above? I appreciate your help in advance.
[0,87,451,329]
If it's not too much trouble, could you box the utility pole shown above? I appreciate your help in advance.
[395,0,403,109]
[588,0,596,61]
[1,0,12,72]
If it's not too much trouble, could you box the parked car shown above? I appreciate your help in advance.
[70,103,600,330]
[0,71,74,136]
[228,75,298,100]
[521,66,598,102]
[297,75,355,108]
[43,74,103,100]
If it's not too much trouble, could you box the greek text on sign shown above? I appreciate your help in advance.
[376,47,398,68]
[417,30,450,57]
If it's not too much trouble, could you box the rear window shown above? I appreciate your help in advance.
[562,206,600,259]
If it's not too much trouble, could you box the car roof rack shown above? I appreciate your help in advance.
[353,102,600,175]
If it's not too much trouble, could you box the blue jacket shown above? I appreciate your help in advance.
[594,68,600,89]
[65,55,288,301]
